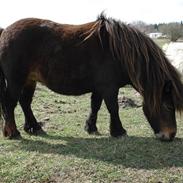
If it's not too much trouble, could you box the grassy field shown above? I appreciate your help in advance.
[0,85,183,183]
[153,38,170,48]
[1,39,183,183]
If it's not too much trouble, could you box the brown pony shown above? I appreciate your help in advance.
[0,14,183,141]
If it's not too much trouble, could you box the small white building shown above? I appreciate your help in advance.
[148,32,163,39]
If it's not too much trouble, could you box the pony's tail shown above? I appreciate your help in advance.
[0,28,6,123]
[0,65,7,121]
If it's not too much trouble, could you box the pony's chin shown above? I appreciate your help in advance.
[155,131,176,142]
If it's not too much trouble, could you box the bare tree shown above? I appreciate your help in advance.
[159,23,183,42]
[130,21,147,33]
[131,21,158,34]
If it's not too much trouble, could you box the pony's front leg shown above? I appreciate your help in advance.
[85,92,103,134]
[104,88,127,137]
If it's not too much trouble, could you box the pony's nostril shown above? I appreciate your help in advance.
[170,132,176,140]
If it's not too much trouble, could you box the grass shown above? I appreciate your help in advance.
[0,85,183,183]
[153,38,170,48]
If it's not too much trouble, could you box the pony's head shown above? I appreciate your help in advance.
[143,80,177,141]
[140,44,183,141]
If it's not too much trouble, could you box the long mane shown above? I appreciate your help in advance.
[85,14,183,114]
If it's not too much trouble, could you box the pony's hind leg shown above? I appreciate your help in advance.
[2,89,20,138]
[19,81,43,134]
[85,92,103,134]
[103,88,127,137]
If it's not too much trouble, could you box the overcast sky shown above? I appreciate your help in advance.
[0,0,182,27]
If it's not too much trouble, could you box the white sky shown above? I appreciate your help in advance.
[0,0,182,27]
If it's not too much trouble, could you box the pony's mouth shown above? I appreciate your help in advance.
[155,131,176,141]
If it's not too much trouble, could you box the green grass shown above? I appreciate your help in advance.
[153,38,170,48]
[0,85,183,183]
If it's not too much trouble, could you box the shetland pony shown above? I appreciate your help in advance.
[0,14,183,141]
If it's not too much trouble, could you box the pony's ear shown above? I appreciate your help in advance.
[164,80,172,93]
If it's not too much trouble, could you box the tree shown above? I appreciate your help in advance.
[131,21,157,33]
[154,24,158,31]
[159,22,183,42]
[130,21,147,33]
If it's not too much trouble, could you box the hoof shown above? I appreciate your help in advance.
[3,127,21,139]
[88,130,101,136]
[110,129,127,138]
[84,124,99,135]
[24,122,45,135]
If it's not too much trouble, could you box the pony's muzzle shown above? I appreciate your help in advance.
[155,129,176,141]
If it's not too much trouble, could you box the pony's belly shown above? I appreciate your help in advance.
[28,68,92,95]
[47,85,92,96]
[46,78,92,96]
